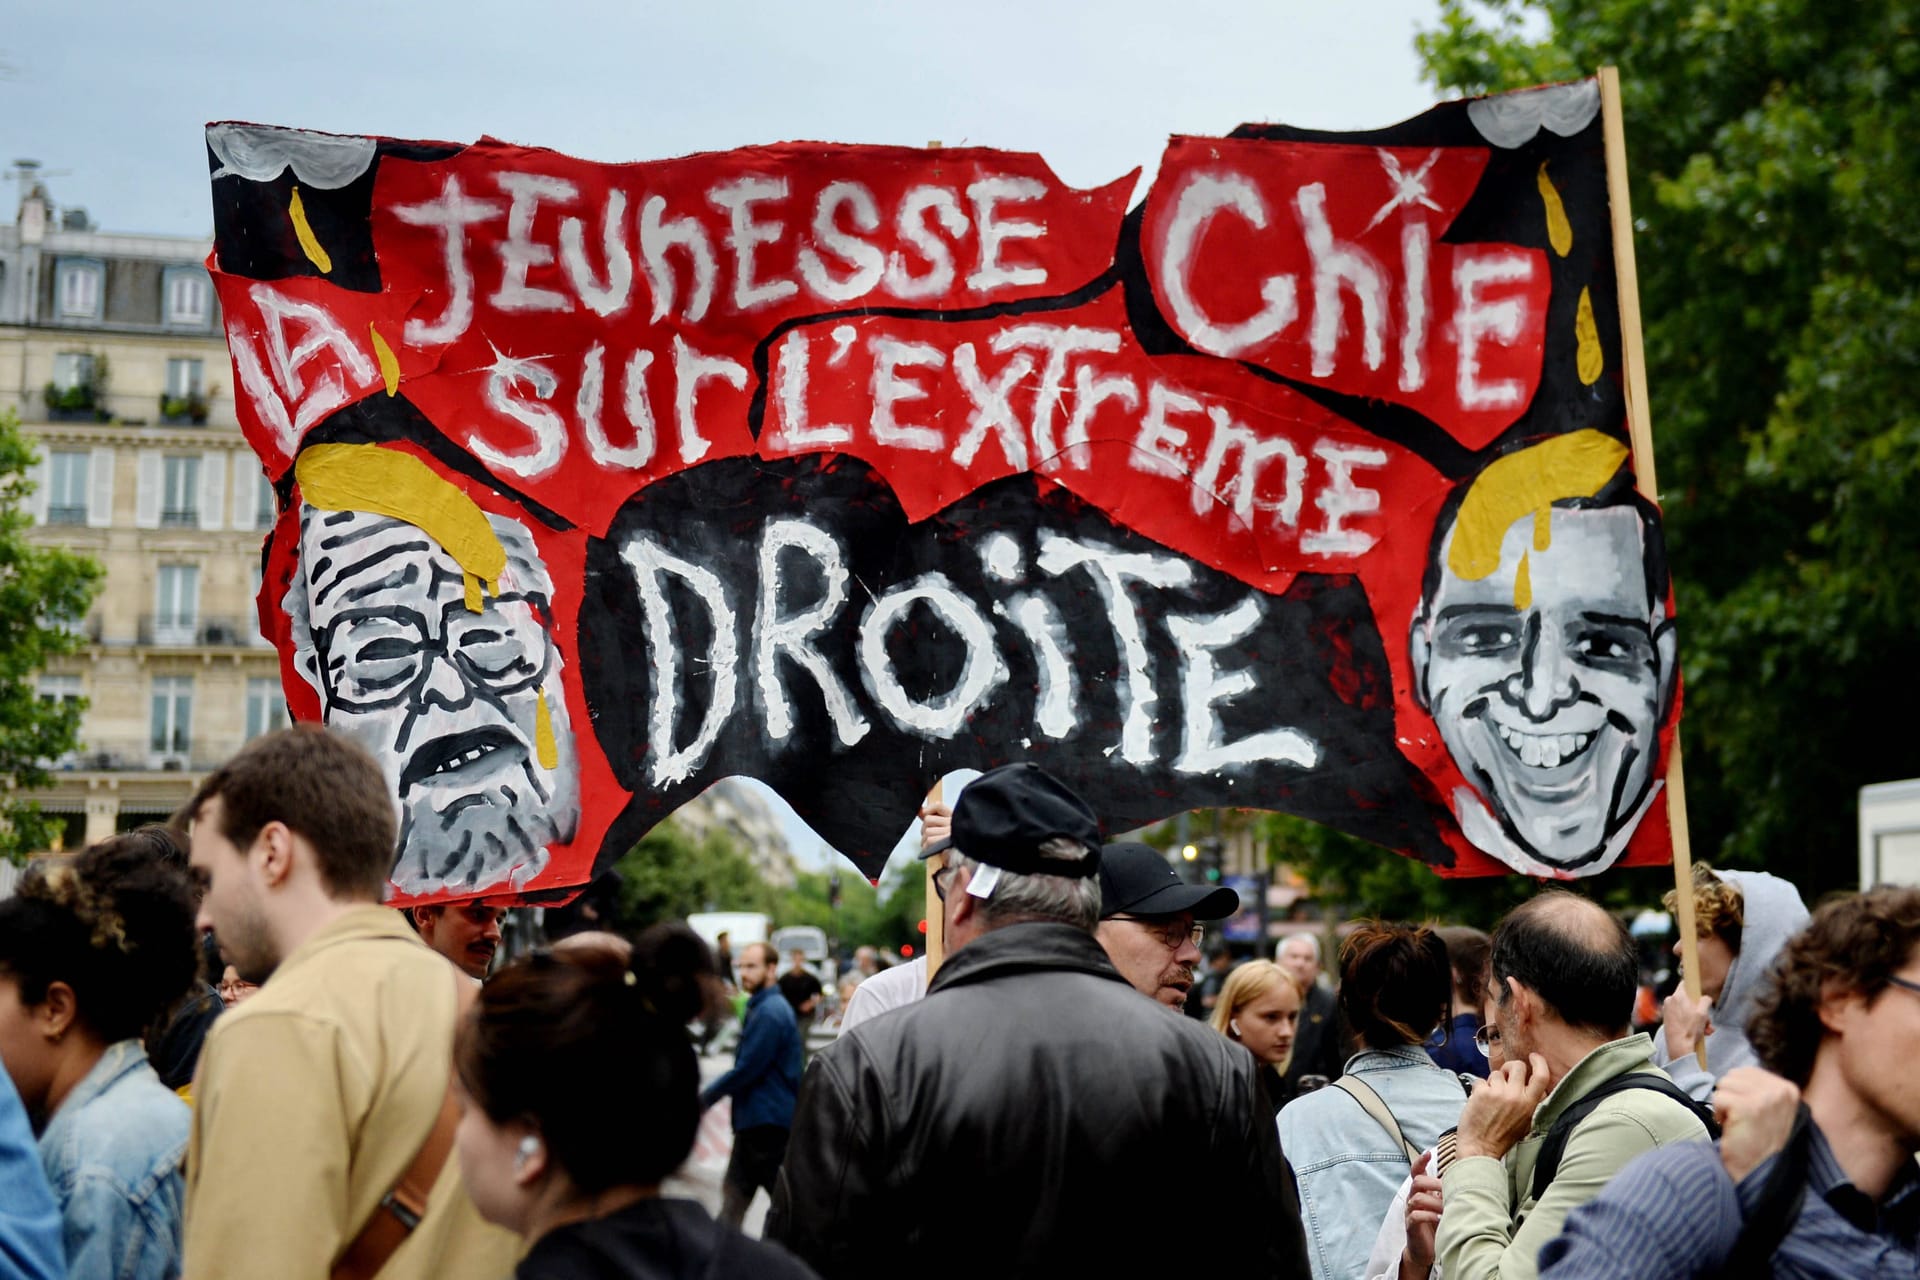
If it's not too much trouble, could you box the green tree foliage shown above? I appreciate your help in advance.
[613,819,775,927]
[774,863,929,957]
[0,412,104,861]
[1407,1,1920,896]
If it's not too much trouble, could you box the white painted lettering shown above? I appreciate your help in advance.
[1158,172,1298,356]
[1302,441,1388,554]
[1166,597,1319,772]
[858,573,1005,738]
[869,337,946,452]
[672,335,747,465]
[709,176,799,311]
[1132,381,1203,477]
[950,343,1034,469]
[621,537,738,786]
[798,181,885,303]
[1296,182,1387,378]
[1193,407,1305,528]
[770,332,853,449]
[1454,250,1536,410]
[477,352,566,480]
[390,175,502,346]
[885,185,968,299]
[639,195,717,323]
[965,175,1048,291]
[753,520,871,747]
[558,189,633,318]
[492,172,577,313]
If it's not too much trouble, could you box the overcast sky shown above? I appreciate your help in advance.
[7,0,1451,875]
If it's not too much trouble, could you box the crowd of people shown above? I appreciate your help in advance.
[0,725,1915,1278]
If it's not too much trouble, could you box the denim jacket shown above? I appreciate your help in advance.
[1279,1044,1471,1280]
[38,1039,189,1280]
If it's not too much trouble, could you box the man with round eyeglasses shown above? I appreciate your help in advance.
[1094,842,1240,1010]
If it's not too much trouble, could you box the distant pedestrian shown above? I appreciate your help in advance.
[1188,942,1237,1019]
[454,927,819,1280]
[1429,925,1492,1079]
[769,762,1309,1279]
[0,834,200,1279]
[1278,932,1348,1088]
[700,941,802,1228]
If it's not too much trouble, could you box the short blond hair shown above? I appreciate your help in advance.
[1663,862,1744,951]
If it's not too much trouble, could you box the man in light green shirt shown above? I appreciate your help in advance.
[1430,892,1711,1280]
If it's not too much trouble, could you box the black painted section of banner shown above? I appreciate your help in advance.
[580,455,1453,880]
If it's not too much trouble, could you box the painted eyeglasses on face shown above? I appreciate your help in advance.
[317,594,554,713]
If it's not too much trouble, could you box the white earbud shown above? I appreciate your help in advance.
[1229,1019,1242,1037]
[514,1135,541,1172]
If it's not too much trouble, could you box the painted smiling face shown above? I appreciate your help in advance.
[293,506,577,894]
[1415,504,1674,871]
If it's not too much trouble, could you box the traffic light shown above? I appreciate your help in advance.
[1201,837,1224,883]
[1181,843,1199,862]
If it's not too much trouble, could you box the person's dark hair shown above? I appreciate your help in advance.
[1436,925,1490,1008]
[1749,886,1920,1087]
[1489,891,1637,1036]
[181,726,395,900]
[456,925,723,1193]
[1338,921,1452,1048]
[0,836,200,1043]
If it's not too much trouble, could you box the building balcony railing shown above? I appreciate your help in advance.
[158,508,200,528]
[45,505,89,525]
[135,615,262,648]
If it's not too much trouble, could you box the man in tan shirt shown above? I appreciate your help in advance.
[182,726,515,1279]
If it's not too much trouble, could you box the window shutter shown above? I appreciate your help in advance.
[198,451,225,531]
[229,453,256,531]
[135,450,162,529]
[87,447,115,528]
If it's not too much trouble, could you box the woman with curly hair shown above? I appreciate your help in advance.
[0,828,201,1279]
[454,925,820,1279]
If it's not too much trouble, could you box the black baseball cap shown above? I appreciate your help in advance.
[917,763,1101,879]
[1098,842,1240,920]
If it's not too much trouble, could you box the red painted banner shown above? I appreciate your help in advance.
[208,77,1680,904]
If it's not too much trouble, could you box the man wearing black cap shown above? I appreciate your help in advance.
[767,763,1309,1279]
[1095,842,1240,1009]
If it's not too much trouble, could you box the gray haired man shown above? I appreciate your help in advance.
[768,763,1309,1279]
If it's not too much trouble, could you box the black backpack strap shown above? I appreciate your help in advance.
[1531,1071,1721,1202]
[1707,1102,1814,1279]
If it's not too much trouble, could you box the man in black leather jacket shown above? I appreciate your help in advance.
[767,764,1310,1279]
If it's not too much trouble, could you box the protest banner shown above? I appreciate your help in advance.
[208,73,1683,905]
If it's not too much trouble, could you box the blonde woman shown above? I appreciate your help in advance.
[1210,960,1301,1114]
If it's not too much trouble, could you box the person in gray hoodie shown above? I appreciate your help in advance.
[1651,864,1809,1100]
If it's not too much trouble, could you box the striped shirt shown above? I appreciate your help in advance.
[1537,1121,1920,1278]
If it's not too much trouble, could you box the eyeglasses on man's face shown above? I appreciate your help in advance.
[932,864,961,902]
[1474,1023,1503,1055]
[1107,915,1204,951]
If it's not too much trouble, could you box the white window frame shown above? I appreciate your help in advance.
[165,357,204,399]
[164,269,210,326]
[46,451,89,525]
[149,676,193,764]
[160,455,200,527]
[57,260,103,320]
[245,677,290,740]
[51,352,94,392]
[154,564,200,646]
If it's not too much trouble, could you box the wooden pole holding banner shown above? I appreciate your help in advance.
[923,780,946,979]
[1598,67,1706,1070]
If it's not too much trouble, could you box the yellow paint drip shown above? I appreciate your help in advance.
[370,324,401,396]
[1537,163,1572,257]
[1532,506,1552,552]
[535,692,559,769]
[1447,430,1630,583]
[1514,549,1533,609]
[1575,286,1604,385]
[296,444,506,613]
[288,187,334,274]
